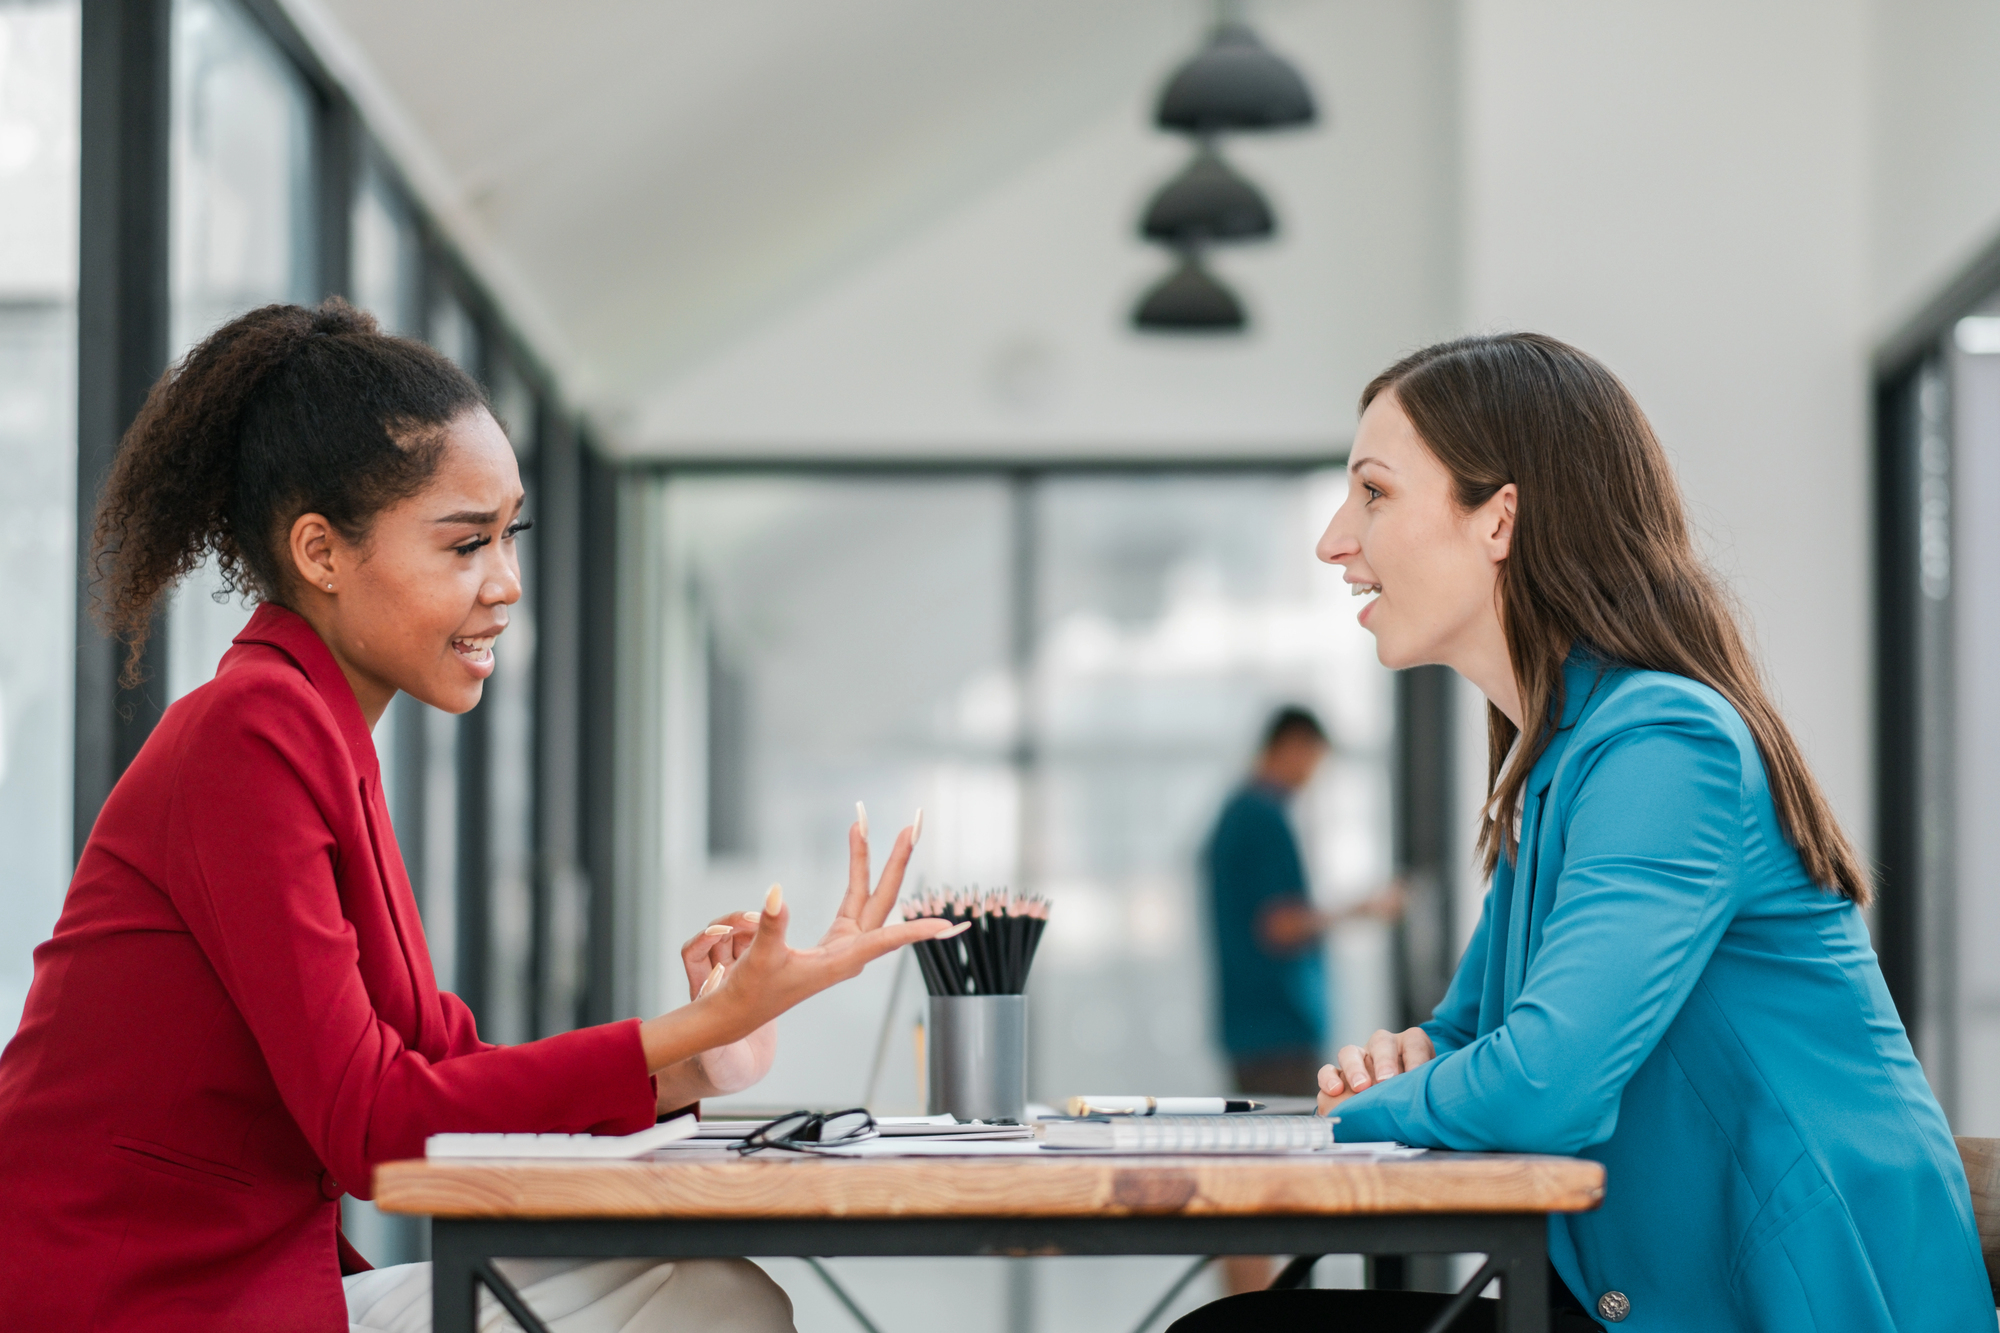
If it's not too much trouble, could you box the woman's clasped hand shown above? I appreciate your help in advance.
[644,813,966,1095]
[1315,1026,1436,1116]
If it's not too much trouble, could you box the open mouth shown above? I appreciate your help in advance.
[452,636,496,665]
[1350,583,1383,598]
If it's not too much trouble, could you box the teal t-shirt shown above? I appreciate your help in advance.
[1205,782,1326,1057]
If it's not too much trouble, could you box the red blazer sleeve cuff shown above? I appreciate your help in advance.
[528,1017,660,1137]
[359,1017,659,1172]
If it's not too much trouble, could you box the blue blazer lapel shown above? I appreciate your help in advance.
[1501,654,1618,1011]
[1478,854,1517,1036]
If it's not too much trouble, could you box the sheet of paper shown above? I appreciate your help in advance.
[687,1115,1031,1143]
[783,1140,1427,1159]
[782,1139,1051,1157]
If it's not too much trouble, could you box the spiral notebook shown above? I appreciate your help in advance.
[1038,1115,1340,1153]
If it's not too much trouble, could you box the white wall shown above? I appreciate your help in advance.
[623,1,1459,458]
[1869,0,2000,331]
[1458,0,1875,849]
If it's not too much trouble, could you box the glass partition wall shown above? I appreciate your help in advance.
[163,0,316,700]
[637,468,1396,1114]
[0,0,80,1040]
[625,465,1404,1325]
[1877,252,2000,1135]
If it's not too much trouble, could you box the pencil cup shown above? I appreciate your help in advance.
[926,994,1027,1123]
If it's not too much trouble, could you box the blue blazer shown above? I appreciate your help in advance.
[1335,657,1989,1331]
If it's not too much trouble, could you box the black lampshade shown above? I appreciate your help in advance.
[1155,23,1317,134]
[1141,145,1274,244]
[1132,254,1246,332]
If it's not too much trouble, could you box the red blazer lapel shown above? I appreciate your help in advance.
[229,604,446,1056]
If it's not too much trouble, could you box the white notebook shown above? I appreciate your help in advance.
[1038,1115,1336,1153]
[426,1114,699,1160]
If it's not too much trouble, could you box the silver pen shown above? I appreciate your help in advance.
[1066,1096,1263,1117]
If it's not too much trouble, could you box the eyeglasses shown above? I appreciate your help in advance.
[733,1108,878,1155]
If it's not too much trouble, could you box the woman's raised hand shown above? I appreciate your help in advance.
[670,911,770,1097]
[821,805,920,951]
[1316,1026,1436,1116]
[642,812,962,1073]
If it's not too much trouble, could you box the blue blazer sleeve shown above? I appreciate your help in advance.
[1338,713,1744,1152]
[1419,890,1490,1057]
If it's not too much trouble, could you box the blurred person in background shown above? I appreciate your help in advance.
[1203,705,1403,1296]
[1206,706,1403,1098]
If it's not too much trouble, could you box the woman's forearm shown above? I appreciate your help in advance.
[638,997,745,1073]
[643,1001,776,1111]
[652,1055,723,1110]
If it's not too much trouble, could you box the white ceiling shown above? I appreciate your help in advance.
[298,0,1216,415]
[625,1,1461,458]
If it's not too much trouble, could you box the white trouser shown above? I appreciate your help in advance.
[345,1257,796,1333]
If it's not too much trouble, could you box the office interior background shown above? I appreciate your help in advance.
[4,0,2000,1328]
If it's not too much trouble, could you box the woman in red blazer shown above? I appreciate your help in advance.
[0,301,957,1331]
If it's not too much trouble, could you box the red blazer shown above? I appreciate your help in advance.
[0,605,657,1331]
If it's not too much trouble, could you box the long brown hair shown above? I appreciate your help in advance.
[1362,333,1868,903]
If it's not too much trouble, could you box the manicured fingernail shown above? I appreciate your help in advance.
[911,808,923,847]
[743,911,761,923]
[699,963,725,997]
[856,801,869,839]
[941,921,970,937]
[703,924,732,936]
[765,883,783,914]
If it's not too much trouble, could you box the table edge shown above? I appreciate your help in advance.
[371,1152,1608,1220]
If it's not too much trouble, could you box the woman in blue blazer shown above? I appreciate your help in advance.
[1180,334,1990,1332]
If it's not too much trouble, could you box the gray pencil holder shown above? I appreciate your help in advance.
[926,994,1027,1124]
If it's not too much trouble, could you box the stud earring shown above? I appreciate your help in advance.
[325,583,333,590]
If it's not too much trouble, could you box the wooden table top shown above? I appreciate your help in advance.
[374,1149,1605,1221]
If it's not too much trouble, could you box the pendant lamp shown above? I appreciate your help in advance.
[1141,144,1274,244]
[1132,253,1246,331]
[1131,10,1318,335]
[1155,23,1317,134]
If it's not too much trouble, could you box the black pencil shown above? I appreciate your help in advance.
[907,885,1050,996]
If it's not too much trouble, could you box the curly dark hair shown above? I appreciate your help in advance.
[91,298,487,686]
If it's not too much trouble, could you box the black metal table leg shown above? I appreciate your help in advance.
[430,1221,478,1333]
[1491,1214,1550,1333]
[430,1211,1553,1333]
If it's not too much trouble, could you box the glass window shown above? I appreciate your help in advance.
[164,0,316,702]
[1030,472,1394,1098]
[490,352,536,460]
[393,284,482,993]
[0,0,79,1039]
[347,167,421,923]
[1947,301,2000,1131]
[642,469,1392,1324]
[429,287,478,377]
[350,163,417,335]
[483,354,536,1043]
[642,470,1393,1111]
[652,475,1019,1108]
